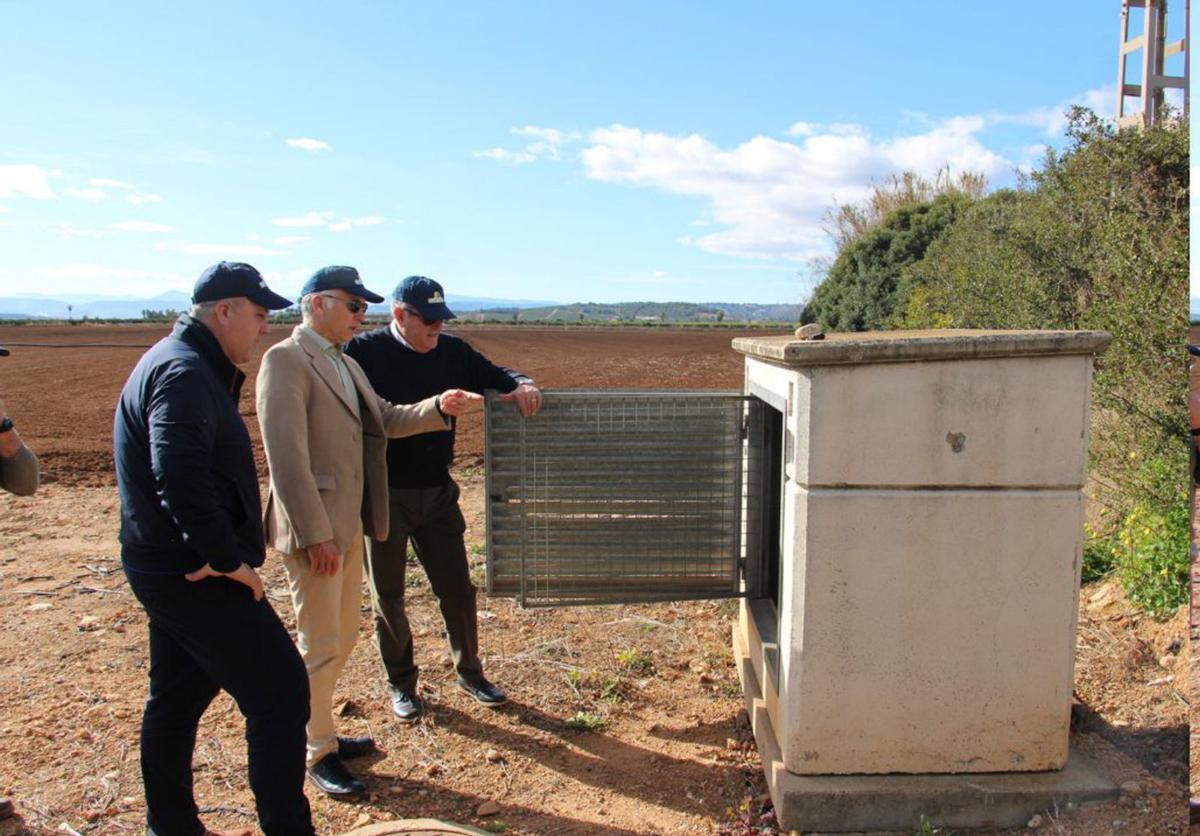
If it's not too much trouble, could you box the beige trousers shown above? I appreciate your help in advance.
[284,528,364,768]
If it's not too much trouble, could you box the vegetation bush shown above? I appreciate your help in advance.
[803,109,1190,619]
[802,180,978,331]
[1113,494,1189,618]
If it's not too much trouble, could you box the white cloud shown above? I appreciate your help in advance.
[512,126,581,161]
[0,165,55,199]
[154,241,283,257]
[33,262,193,296]
[286,137,333,152]
[65,186,107,201]
[473,148,538,165]
[580,118,1011,261]
[108,221,175,233]
[88,178,136,190]
[269,211,385,233]
[0,206,10,213]
[328,215,385,232]
[989,84,1116,136]
[272,235,309,246]
[475,125,581,164]
[272,211,335,228]
[260,267,313,294]
[127,193,163,205]
[1016,143,1050,174]
[43,263,147,279]
[827,122,866,136]
[51,223,111,239]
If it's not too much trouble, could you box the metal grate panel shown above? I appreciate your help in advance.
[485,390,762,606]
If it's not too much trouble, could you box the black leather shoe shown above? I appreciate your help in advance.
[390,687,424,723]
[337,735,377,760]
[458,677,507,706]
[306,753,365,798]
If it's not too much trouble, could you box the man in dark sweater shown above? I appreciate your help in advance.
[114,262,314,836]
[346,275,542,720]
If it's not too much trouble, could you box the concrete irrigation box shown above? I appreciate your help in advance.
[730,329,1117,830]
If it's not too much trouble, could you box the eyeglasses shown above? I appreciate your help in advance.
[402,306,442,327]
[317,294,368,314]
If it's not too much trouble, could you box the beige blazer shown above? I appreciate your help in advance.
[257,325,448,555]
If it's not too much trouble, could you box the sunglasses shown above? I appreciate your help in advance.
[402,306,442,327]
[318,294,368,314]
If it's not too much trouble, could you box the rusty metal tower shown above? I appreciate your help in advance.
[1116,0,1189,128]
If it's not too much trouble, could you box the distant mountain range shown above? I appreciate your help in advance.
[0,291,193,320]
[0,293,802,322]
[463,301,802,322]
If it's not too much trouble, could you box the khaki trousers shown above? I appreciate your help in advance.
[284,528,364,768]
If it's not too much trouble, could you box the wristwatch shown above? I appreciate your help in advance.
[0,417,12,434]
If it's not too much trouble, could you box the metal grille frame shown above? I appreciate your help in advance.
[485,390,763,607]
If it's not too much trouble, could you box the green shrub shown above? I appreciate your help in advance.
[615,647,655,675]
[563,670,625,704]
[565,710,606,732]
[1081,535,1118,583]
[868,109,1189,619]
[1113,495,1189,619]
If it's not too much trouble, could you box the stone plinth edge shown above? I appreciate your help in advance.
[732,329,1112,368]
[732,623,1119,832]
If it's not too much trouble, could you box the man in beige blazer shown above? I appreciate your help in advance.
[257,265,480,799]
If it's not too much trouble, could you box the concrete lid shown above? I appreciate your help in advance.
[732,329,1112,367]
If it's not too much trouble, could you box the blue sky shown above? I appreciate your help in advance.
[0,2,1178,305]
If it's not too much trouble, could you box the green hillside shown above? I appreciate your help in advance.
[461,301,801,323]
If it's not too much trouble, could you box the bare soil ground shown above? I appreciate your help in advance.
[0,323,1189,834]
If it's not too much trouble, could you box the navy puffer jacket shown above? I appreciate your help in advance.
[114,314,265,574]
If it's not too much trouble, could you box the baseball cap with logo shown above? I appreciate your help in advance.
[301,265,384,304]
[394,275,456,321]
[192,261,293,310]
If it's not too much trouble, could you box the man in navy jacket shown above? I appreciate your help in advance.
[114,262,314,836]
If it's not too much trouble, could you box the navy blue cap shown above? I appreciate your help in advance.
[394,275,455,321]
[0,345,8,357]
[1190,345,1200,357]
[192,261,292,310]
[301,265,384,304]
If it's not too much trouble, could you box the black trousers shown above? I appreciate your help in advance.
[125,568,314,836]
[364,480,483,690]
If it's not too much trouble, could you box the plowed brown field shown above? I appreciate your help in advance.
[0,322,1188,835]
[0,323,766,487]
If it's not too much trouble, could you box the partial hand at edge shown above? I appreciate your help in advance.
[184,562,265,601]
[438,388,484,417]
[306,540,343,575]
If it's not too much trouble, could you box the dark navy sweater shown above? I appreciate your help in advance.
[114,315,265,574]
[346,326,530,488]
